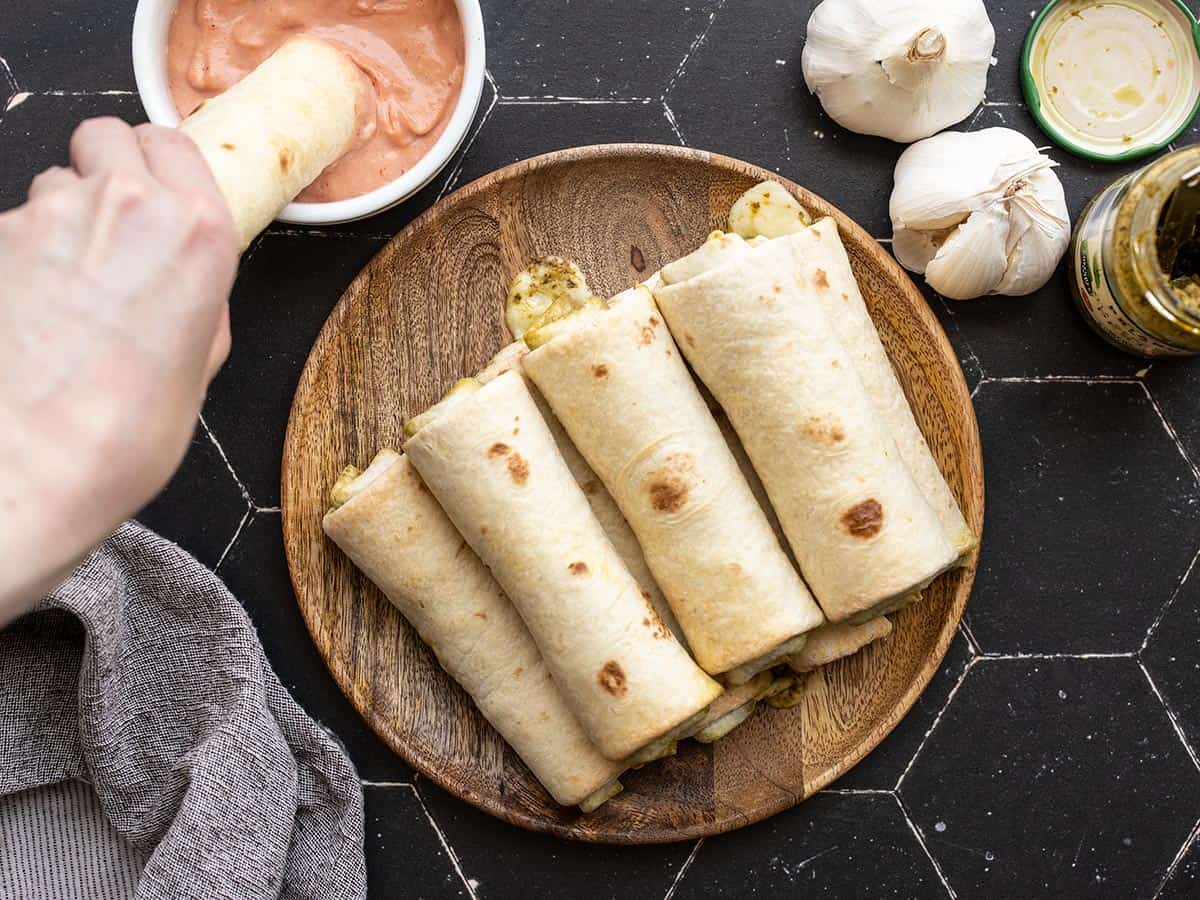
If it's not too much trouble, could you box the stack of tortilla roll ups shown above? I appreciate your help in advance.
[322,181,975,811]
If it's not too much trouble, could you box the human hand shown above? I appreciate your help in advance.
[0,117,239,623]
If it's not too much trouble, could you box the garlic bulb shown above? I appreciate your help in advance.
[890,127,1070,300]
[802,0,995,143]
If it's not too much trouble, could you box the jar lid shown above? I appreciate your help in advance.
[1022,0,1200,162]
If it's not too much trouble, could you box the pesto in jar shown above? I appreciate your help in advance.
[1071,145,1200,357]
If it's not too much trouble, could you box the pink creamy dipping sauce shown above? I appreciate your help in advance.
[166,0,465,202]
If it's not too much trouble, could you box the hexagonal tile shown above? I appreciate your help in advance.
[1143,562,1200,756]
[416,779,694,899]
[480,0,720,99]
[0,0,137,91]
[202,232,387,508]
[364,785,470,898]
[674,793,946,899]
[0,92,143,210]
[665,0,900,239]
[968,380,1200,653]
[1147,361,1200,477]
[451,99,679,190]
[135,422,248,570]
[217,513,415,783]
[900,658,1200,898]
[835,630,974,790]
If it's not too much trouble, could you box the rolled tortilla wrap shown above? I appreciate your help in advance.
[178,35,364,249]
[739,209,975,559]
[787,618,894,673]
[476,343,686,645]
[654,233,957,624]
[520,286,824,680]
[404,371,722,761]
[321,450,624,809]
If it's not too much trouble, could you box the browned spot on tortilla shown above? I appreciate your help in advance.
[513,666,524,677]
[841,291,849,301]
[582,479,600,496]
[473,611,487,620]
[773,283,782,294]
[649,316,659,326]
[631,245,646,272]
[592,364,609,378]
[487,442,510,459]
[841,498,884,538]
[597,660,628,697]
[800,414,846,444]
[512,427,519,435]
[221,142,236,151]
[638,322,656,346]
[568,561,589,576]
[646,452,694,512]
[640,591,671,639]
[685,333,696,348]
[480,526,489,536]
[278,147,294,174]
[507,452,529,484]
[831,360,840,369]
[814,268,829,289]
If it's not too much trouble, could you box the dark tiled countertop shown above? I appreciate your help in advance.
[4,1,1200,897]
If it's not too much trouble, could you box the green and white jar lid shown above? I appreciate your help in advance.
[1022,0,1200,161]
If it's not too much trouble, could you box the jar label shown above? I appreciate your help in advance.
[1072,178,1195,358]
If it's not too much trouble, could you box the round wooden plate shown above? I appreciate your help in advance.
[281,144,984,844]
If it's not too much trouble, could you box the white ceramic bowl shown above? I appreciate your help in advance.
[131,0,485,226]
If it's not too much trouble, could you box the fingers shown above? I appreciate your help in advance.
[69,117,148,179]
[28,166,80,201]
[134,124,227,210]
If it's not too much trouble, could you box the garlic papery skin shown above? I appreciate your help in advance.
[801,0,995,143]
[890,128,1070,300]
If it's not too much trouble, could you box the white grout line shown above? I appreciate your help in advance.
[496,96,654,105]
[985,374,1142,385]
[360,780,415,788]
[894,793,958,899]
[263,227,391,240]
[409,782,480,900]
[483,67,499,100]
[437,80,498,198]
[957,618,983,657]
[214,506,252,573]
[895,659,977,792]
[1141,543,1200,653]
[255,505,282,514]
[1138,661,1200,775]
[661,98,686,146]
[976,651,1136,660]
[661,0,726,100]
[38,89,137,96]
[662,838,704,900]
[1140,380,1200,489]
[199,412,254,505]
[819,787,894,796]
[1153,814,1200,898]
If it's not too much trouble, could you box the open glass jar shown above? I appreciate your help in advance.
[1071,145,1200,357]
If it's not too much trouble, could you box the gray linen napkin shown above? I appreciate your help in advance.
[0,522,366,900]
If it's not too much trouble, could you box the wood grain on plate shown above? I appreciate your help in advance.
[281,144,984,844]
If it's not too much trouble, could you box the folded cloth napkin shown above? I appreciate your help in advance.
[0,522,366,900]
